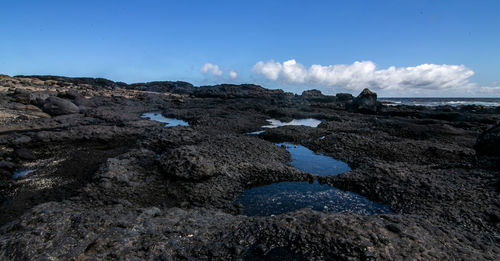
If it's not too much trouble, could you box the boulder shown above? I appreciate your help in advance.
[42,96,80,115]
[351,88,380,113]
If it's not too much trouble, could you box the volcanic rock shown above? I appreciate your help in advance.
[475,124,500,157]
[0,74,499,260]
[351,88,380,113]
[335,93,354,102]
[301,89,336,102]
[42,96,80,115]
[160,145,217,180]
[29,91,50,106]
[15,148,36,160]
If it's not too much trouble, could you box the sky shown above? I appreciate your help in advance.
[1,0,499,97]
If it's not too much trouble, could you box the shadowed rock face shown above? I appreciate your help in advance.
[0,75,499,260]
[474,124,500,169]
[475,124,500,157]
[350,88,380,113]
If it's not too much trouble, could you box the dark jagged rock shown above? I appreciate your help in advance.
[42,96,80,115]
[350,88,380,113]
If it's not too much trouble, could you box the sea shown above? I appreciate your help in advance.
[379,97,500,107]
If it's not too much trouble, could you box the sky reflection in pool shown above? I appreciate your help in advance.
[277,143,350,176]
[141,112,189,127]
[12,169,34,179]
[236,143,390,216]
[247,130,265,135]
[262,118,321,128]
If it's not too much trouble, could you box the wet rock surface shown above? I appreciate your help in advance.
[0,75,499,260]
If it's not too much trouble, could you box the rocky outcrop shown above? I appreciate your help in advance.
[127,81,194,94]
[194,84,294,100]
[301,89,337,103]
[15,75,120,90]
[42,96,80,115]
[350,88,380,113]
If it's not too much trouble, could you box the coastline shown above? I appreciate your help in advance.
[0,75,499,260]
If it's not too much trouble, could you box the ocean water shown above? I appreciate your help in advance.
[141,112,189,127]
[380,97,500,107]
[236,143,390,216]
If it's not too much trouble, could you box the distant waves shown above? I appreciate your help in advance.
[380,97,500,107]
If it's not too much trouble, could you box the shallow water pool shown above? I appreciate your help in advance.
[236,143,390,216]
[237,181,390,216]
[246,118,321,135]
[277,143,350,176]
[247,130,265,135]
[12,169,34,179]
[262,118,321,128]
[141,112,189,127]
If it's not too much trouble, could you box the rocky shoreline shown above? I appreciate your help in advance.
[0,75,499,260]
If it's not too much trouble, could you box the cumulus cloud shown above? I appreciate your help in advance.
[252,59,486,94]
[200,63,223,76]
[252,60,282,80]
[229,70,238,79]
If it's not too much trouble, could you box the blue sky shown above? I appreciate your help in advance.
[1,0,499,96]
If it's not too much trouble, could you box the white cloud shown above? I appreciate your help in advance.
[229,70,238,79]
[252,60,282,80]
[282,59,307,83]
[251,59,493,95]
[200,63,223,76]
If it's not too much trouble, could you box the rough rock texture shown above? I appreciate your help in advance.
[350,88,380,113]
[42,96,80,115]
[475,124,500,157]
[0,75,499,260]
